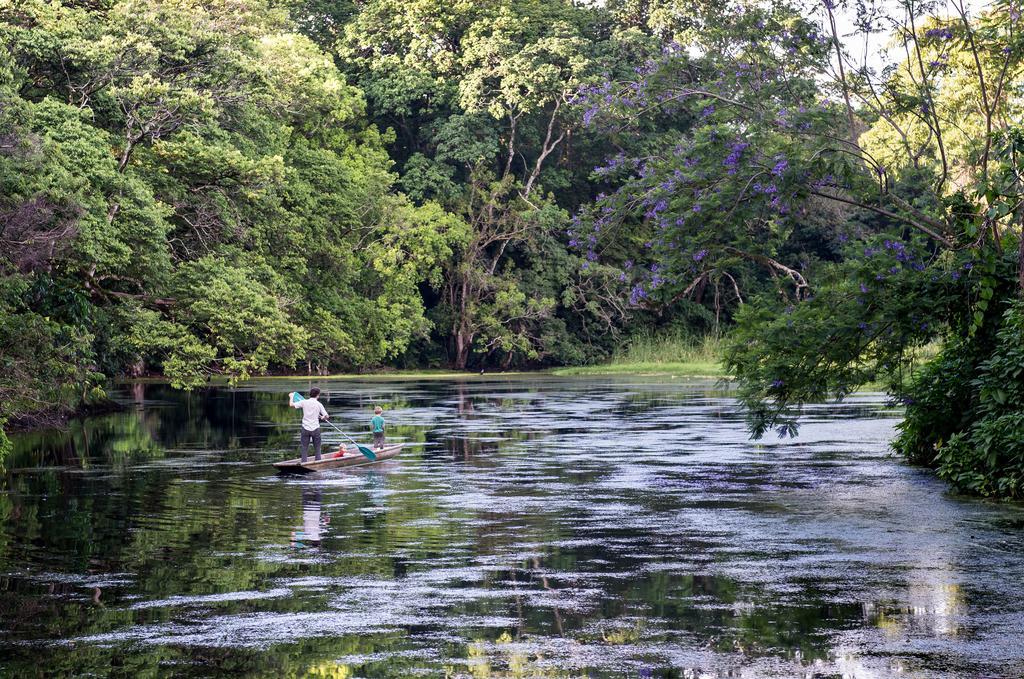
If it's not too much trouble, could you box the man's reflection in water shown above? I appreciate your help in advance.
[291,487,329,548]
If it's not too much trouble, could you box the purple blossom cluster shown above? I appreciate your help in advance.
[811,173,838,190]
[723,141,750,174]
[577,80,615,127]
[594,154,637,176]
[883,239,912,263]
[569,33,860,305]
[856,238,931,293]
[925,27,955,40]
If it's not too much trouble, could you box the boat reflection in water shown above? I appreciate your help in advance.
[291,487,329,548]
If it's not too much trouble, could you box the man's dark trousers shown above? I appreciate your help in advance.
[300,427,322,462]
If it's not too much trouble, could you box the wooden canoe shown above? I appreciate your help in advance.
[274,444,402,474]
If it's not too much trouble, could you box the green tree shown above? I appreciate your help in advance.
[339,0,657,368]
[0,0,473,447]
[572,0,1024,497]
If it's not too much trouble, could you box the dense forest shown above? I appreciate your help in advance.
[2,0,1023,497]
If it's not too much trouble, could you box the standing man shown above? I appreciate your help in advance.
[290,387,329,462]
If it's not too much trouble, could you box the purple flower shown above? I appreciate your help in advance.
[925,27,954,40]
[693,249,708,262]
[594,154,626,175]
[723,141,749,174]
[770,379,785,388]
[771,156,788,176]
[860,283,869,293]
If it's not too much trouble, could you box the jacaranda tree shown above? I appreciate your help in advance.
[576,0,1024,498]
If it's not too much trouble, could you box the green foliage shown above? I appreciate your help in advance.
[726,232,974,438]
[570,0,1024,498]
[338,0,655,369]
[0,0,476,445]
[613,329,721,365]
[905,302,1024,498]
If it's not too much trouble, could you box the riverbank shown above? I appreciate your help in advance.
[135,360,728,383]
[552,332,726,378]
[549,360,725,378]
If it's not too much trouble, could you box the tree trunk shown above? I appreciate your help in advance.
[453,322,472,370]
[449,269,475,370]
[1018,228,1024,294]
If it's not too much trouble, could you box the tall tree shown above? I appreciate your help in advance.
[340,0,666,368]
[0,0,465,450]
[577,0,1024,497]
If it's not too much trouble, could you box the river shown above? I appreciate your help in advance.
[1,377,1023,677]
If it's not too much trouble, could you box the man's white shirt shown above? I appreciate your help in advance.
[294,398,327,431]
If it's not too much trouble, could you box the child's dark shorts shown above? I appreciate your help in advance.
[373,431,385,448]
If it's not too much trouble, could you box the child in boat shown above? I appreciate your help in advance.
[370,406,386,450]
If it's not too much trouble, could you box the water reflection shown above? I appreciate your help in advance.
[292,487,328,548]
[0,378,1022,678]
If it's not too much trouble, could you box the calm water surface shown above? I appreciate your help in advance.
[1,377,1023,678]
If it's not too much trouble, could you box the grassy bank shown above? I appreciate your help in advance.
[127,334,729,388]
[550,332,727,377]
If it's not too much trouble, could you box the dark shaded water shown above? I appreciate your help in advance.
[1,377,1023,678]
